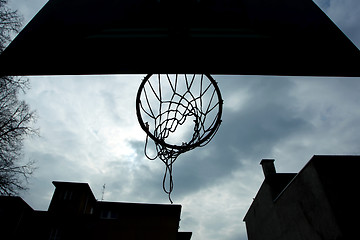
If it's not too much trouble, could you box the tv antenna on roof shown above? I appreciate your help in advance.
[101,184,106,201]
[136,74,223,203]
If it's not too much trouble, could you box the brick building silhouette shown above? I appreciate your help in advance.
[244,155,360,240]
[0,181,191,240]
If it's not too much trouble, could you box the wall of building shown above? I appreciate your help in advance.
[244,179,283,240]
[48,182,96,216]
[273,162,342,240]
[243,157,359,240]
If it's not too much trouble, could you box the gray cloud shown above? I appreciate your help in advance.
[171,76,312,198]
[19,74,360,239]
[315,0,360,47]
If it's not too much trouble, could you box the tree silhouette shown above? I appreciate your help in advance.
[0,0,37,195]
[0,0,22,49]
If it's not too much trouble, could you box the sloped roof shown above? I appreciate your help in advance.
[52,181,96,200]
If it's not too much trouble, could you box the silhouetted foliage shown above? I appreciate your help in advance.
[0,0,37,195]
[0,0,22,51]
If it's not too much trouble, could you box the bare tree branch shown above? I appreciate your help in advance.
[0,1,38,195]
[0,0,22,51]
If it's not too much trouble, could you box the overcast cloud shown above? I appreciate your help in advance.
[6,1,360,239]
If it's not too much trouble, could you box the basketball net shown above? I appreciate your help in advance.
[136,74,223,203]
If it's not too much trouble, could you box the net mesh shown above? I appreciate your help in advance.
[137,74,222,203]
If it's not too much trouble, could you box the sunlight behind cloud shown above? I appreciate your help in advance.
[224,88,250,112]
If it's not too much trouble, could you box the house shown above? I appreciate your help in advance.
[0,181,191,240]
[243,155,360,240]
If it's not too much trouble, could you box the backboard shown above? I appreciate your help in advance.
[0,0,359,76]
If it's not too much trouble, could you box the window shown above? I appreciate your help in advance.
[49,228,61,240]
[63,190,73,200]
[100,210,118,219]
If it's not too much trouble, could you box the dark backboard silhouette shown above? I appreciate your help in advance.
[0,0,359,76]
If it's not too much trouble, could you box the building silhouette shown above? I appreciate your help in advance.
[0,181,191,240]
[244,155,360,240]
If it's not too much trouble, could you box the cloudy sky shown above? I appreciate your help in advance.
[6,0,360,239]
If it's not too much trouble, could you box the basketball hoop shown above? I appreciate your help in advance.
[136,74,223,203]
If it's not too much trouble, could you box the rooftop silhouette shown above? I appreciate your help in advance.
[0,181,191,240]
[244,155,360,240]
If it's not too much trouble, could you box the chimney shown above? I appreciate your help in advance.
[260,159,276,177]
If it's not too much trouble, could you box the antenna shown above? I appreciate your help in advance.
[101,184,106,201]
